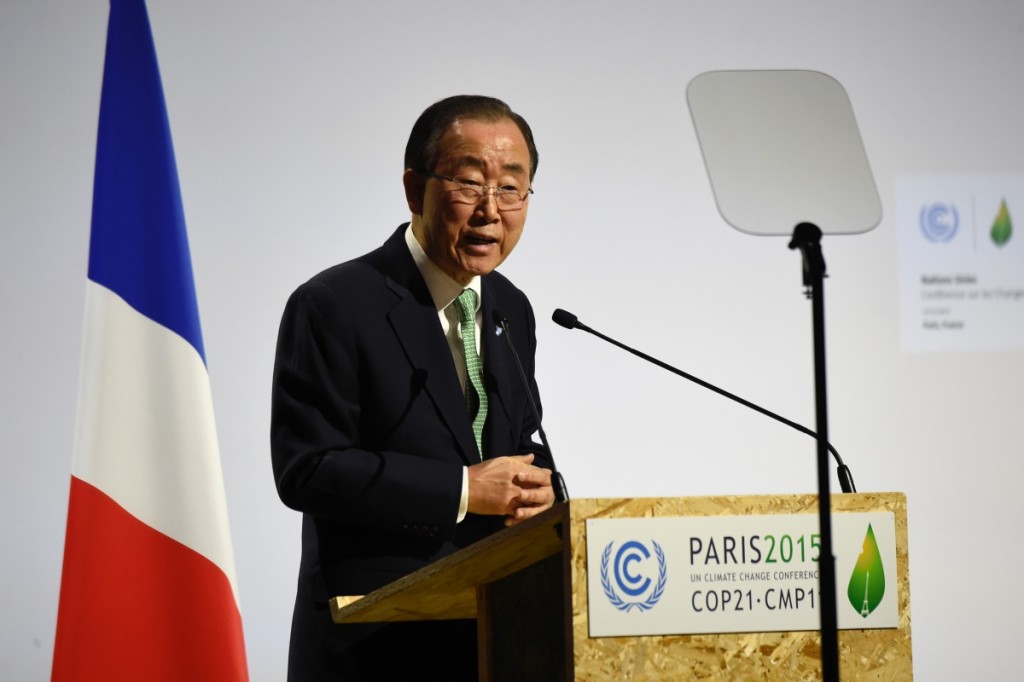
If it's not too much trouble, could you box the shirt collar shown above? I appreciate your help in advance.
[405,224,482,313]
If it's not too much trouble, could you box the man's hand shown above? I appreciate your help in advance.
[467,454,556,526]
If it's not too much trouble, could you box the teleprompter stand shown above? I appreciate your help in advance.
[687,70,884,681]
[789,221,839,681]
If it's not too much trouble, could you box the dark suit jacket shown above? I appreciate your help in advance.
[271,224,549,679]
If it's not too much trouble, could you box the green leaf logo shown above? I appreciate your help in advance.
[847,524,885,617]
[991,198,1012,247]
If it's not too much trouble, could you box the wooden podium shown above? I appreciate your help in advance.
[330,494,912,681]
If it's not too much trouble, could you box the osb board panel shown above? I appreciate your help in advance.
[569,494,912,681]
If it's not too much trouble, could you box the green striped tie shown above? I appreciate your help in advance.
[455,289,487,457]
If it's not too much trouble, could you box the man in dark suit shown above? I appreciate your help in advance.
[271,95,556,680]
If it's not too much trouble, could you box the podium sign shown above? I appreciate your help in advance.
[586,512,898,637]
[331,493,912,680]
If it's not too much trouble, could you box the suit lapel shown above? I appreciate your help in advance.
[481,277,517,455]
[381,229,479,464]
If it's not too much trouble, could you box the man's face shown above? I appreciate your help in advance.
[406,117,532,286]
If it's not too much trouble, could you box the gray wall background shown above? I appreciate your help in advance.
[3,1,1022,679]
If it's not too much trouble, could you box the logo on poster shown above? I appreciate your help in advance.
[920,202,960,242]
[600,540,667,613]
[847,524,886,617]
[991,199,1013,247]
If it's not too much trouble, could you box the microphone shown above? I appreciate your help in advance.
[552,308,856,493]
[493,309,569,503]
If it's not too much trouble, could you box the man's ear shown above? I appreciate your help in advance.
[403,168,425,215]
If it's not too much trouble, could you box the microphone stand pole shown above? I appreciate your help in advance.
[788,222,840,682]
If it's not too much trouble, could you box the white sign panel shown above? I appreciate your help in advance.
[586,512,898,637]
[897,175,1024,352]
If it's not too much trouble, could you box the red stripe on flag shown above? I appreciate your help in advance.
[52,476,248,681]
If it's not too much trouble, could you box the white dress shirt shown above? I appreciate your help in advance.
[404,225,479,522]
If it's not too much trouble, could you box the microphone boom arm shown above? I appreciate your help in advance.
[494,311,569,503]
[552,309,855,493]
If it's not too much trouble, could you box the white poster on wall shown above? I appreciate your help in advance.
[897,175,1024,352]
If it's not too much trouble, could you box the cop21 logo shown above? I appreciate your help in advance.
[919,199,1014,247]
[847,524,886,618]
[600,540,667,613]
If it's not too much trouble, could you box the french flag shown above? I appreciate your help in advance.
[52,1,248,679]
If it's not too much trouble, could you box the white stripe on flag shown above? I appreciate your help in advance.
[73,280,239,601]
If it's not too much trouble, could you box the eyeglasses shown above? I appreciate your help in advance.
[420,170,533,211]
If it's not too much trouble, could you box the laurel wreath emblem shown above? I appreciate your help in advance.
[919,202,959,243]
[600,540,667,613]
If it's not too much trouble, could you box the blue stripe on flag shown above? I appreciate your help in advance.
[87,0,205,362]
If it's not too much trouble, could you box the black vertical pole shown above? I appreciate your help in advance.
[789,223,840,682]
